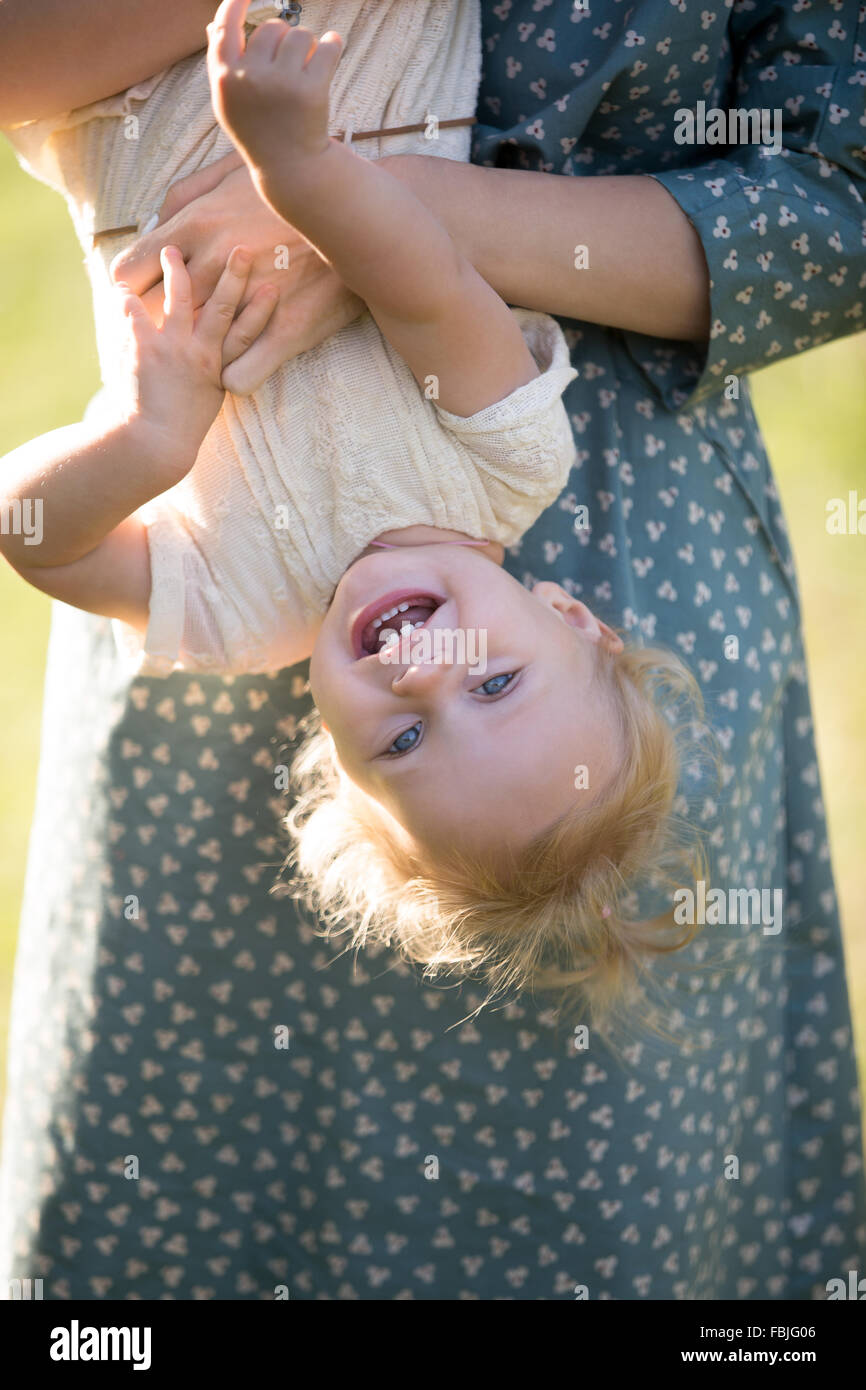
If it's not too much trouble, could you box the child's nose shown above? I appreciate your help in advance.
[389,659,447,696]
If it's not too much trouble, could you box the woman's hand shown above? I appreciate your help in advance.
[110,153,364,394]
[110,144,711,397]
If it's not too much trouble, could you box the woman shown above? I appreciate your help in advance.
[1,0,863,1299]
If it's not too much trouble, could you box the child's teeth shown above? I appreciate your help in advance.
[368,599,436,639]
[413,621,424,628]
[372,603,411,628]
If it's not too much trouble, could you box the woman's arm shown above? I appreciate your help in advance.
[113,157,711,394]
[107,0,865,398]
[380,158,713,344]
[0,0,218,126]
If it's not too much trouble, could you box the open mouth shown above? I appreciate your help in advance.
[351,590,445,659]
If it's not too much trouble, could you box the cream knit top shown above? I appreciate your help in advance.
[8,1,577,675]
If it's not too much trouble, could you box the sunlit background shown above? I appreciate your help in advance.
[1,137,864,1131]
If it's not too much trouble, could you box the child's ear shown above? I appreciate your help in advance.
[531,581,624,654]
[594,619,624,655]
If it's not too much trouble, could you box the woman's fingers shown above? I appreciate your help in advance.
[221,285,364,395]
[221,283,280,368]
[157,152,244,227]
[114,232,189,305]
[111,238,166,297]
[110,156,243,294]
[220,323,290,395]
[160,246,194,334]
[195,246,253,345]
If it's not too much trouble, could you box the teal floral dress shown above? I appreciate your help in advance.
[1,0,864,1299]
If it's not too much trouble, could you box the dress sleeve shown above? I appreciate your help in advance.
[431,308,578,529]
[623,0,866,410]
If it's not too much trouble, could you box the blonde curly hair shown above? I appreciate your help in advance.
[284,639,711,1031]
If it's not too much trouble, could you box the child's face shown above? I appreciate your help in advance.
[309,545,625,861]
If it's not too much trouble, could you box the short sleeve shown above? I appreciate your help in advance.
[432,308,578,527]
[112,492,304,678]
[112,501,232,678]
[624,0,866,409]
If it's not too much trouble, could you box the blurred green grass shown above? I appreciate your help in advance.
[0,135,864,1128]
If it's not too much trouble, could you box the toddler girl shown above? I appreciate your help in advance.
[1,0,705,1023]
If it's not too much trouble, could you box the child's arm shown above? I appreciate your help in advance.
[0,246,267,626]
[207,0,539,418]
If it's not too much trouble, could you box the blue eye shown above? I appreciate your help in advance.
[476,672,515,696]
[387,722,422,756]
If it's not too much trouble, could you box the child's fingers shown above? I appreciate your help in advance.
[161,247,194,334]
[196,247,253,345]
[245,19,292,63]
[300,30,344,83]
[116,284,158,351]
[221,284,279,369]
[116,284,152,330]
[206,0,250,68]
[272,24,318,77]
[116,286,152,402]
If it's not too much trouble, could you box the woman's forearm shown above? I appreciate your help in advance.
[384,157,712,343]
[0,0,218,126]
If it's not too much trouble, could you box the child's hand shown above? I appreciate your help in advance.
[206,0,343,175]
[116,244,274,460]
